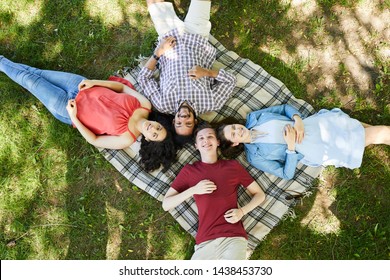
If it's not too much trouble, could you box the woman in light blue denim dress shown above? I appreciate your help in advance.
[217,104,390,180]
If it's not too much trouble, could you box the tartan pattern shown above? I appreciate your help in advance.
[99,35,322,254]
[138,28,236,115]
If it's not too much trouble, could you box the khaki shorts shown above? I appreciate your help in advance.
[191,237,248,260]
[148,1,211,38]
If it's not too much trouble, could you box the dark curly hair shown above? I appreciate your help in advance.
[172,132,194,149]
[216,117,246,159]
[139,111,177,173]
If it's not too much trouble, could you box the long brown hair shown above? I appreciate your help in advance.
[216,117,245,159]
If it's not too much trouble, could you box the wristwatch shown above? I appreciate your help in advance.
[152,53,160,61]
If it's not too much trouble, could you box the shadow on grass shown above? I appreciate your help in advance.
[252,153,390,259]
[0,0,183,260]
[204,0,390,260]
[208,0,388,112]
[0,0,156,78]
[1,0,389,260]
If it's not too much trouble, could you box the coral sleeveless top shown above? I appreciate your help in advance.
[75,76,150,141]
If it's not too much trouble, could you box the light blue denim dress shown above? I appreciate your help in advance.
[244,105,365,180]
[296,108,365,168]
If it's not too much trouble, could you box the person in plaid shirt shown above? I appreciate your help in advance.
[138,0,236,144]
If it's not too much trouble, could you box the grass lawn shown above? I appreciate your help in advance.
[0,0,389,260]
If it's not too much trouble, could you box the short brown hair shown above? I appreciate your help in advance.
[193,121,214,141]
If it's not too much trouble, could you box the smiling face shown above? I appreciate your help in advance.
[173,105,197,136]
[223,124,251,144]
[195,127,219,155]
[142,120,167,142]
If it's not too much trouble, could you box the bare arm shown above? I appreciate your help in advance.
[67,100,134,149]
[162,180,217,211]
[78,79,125,92]
[224,181,266,224]
[240,181,266,215]
[78,79,152,110]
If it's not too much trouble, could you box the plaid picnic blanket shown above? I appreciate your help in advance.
[99,35,322,256]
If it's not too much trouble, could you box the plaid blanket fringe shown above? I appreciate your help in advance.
[99,35,322,254]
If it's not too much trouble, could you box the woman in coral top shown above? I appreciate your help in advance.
[0,56,176,172]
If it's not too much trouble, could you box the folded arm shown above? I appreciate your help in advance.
[249,151,299,180]
[248,104,305,143]
[210,69,236,109]
[73,121,133,149]
[240,181,266,215]
[138,36,176,102]
[78,79,151,109]
[67,100,134,149]
[248,104,302,120]
[188,66,219,79]
[224,181,266,224]
[137,67,161,101]
[162,179,217,211]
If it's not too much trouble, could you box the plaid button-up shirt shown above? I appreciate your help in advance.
[138,28,236,115]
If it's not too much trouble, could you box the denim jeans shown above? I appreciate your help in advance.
[0,56,86,124]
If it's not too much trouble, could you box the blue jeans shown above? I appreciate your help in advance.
[0,56,86,124]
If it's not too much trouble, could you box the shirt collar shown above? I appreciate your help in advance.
[177,100,198,115]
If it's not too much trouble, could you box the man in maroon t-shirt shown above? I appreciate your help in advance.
[162,123,266,260]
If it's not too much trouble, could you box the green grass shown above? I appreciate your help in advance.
[1,0,389,260]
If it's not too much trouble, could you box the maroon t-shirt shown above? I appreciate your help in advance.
[171,159,254,244]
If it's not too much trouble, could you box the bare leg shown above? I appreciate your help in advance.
[365,125,390,146]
